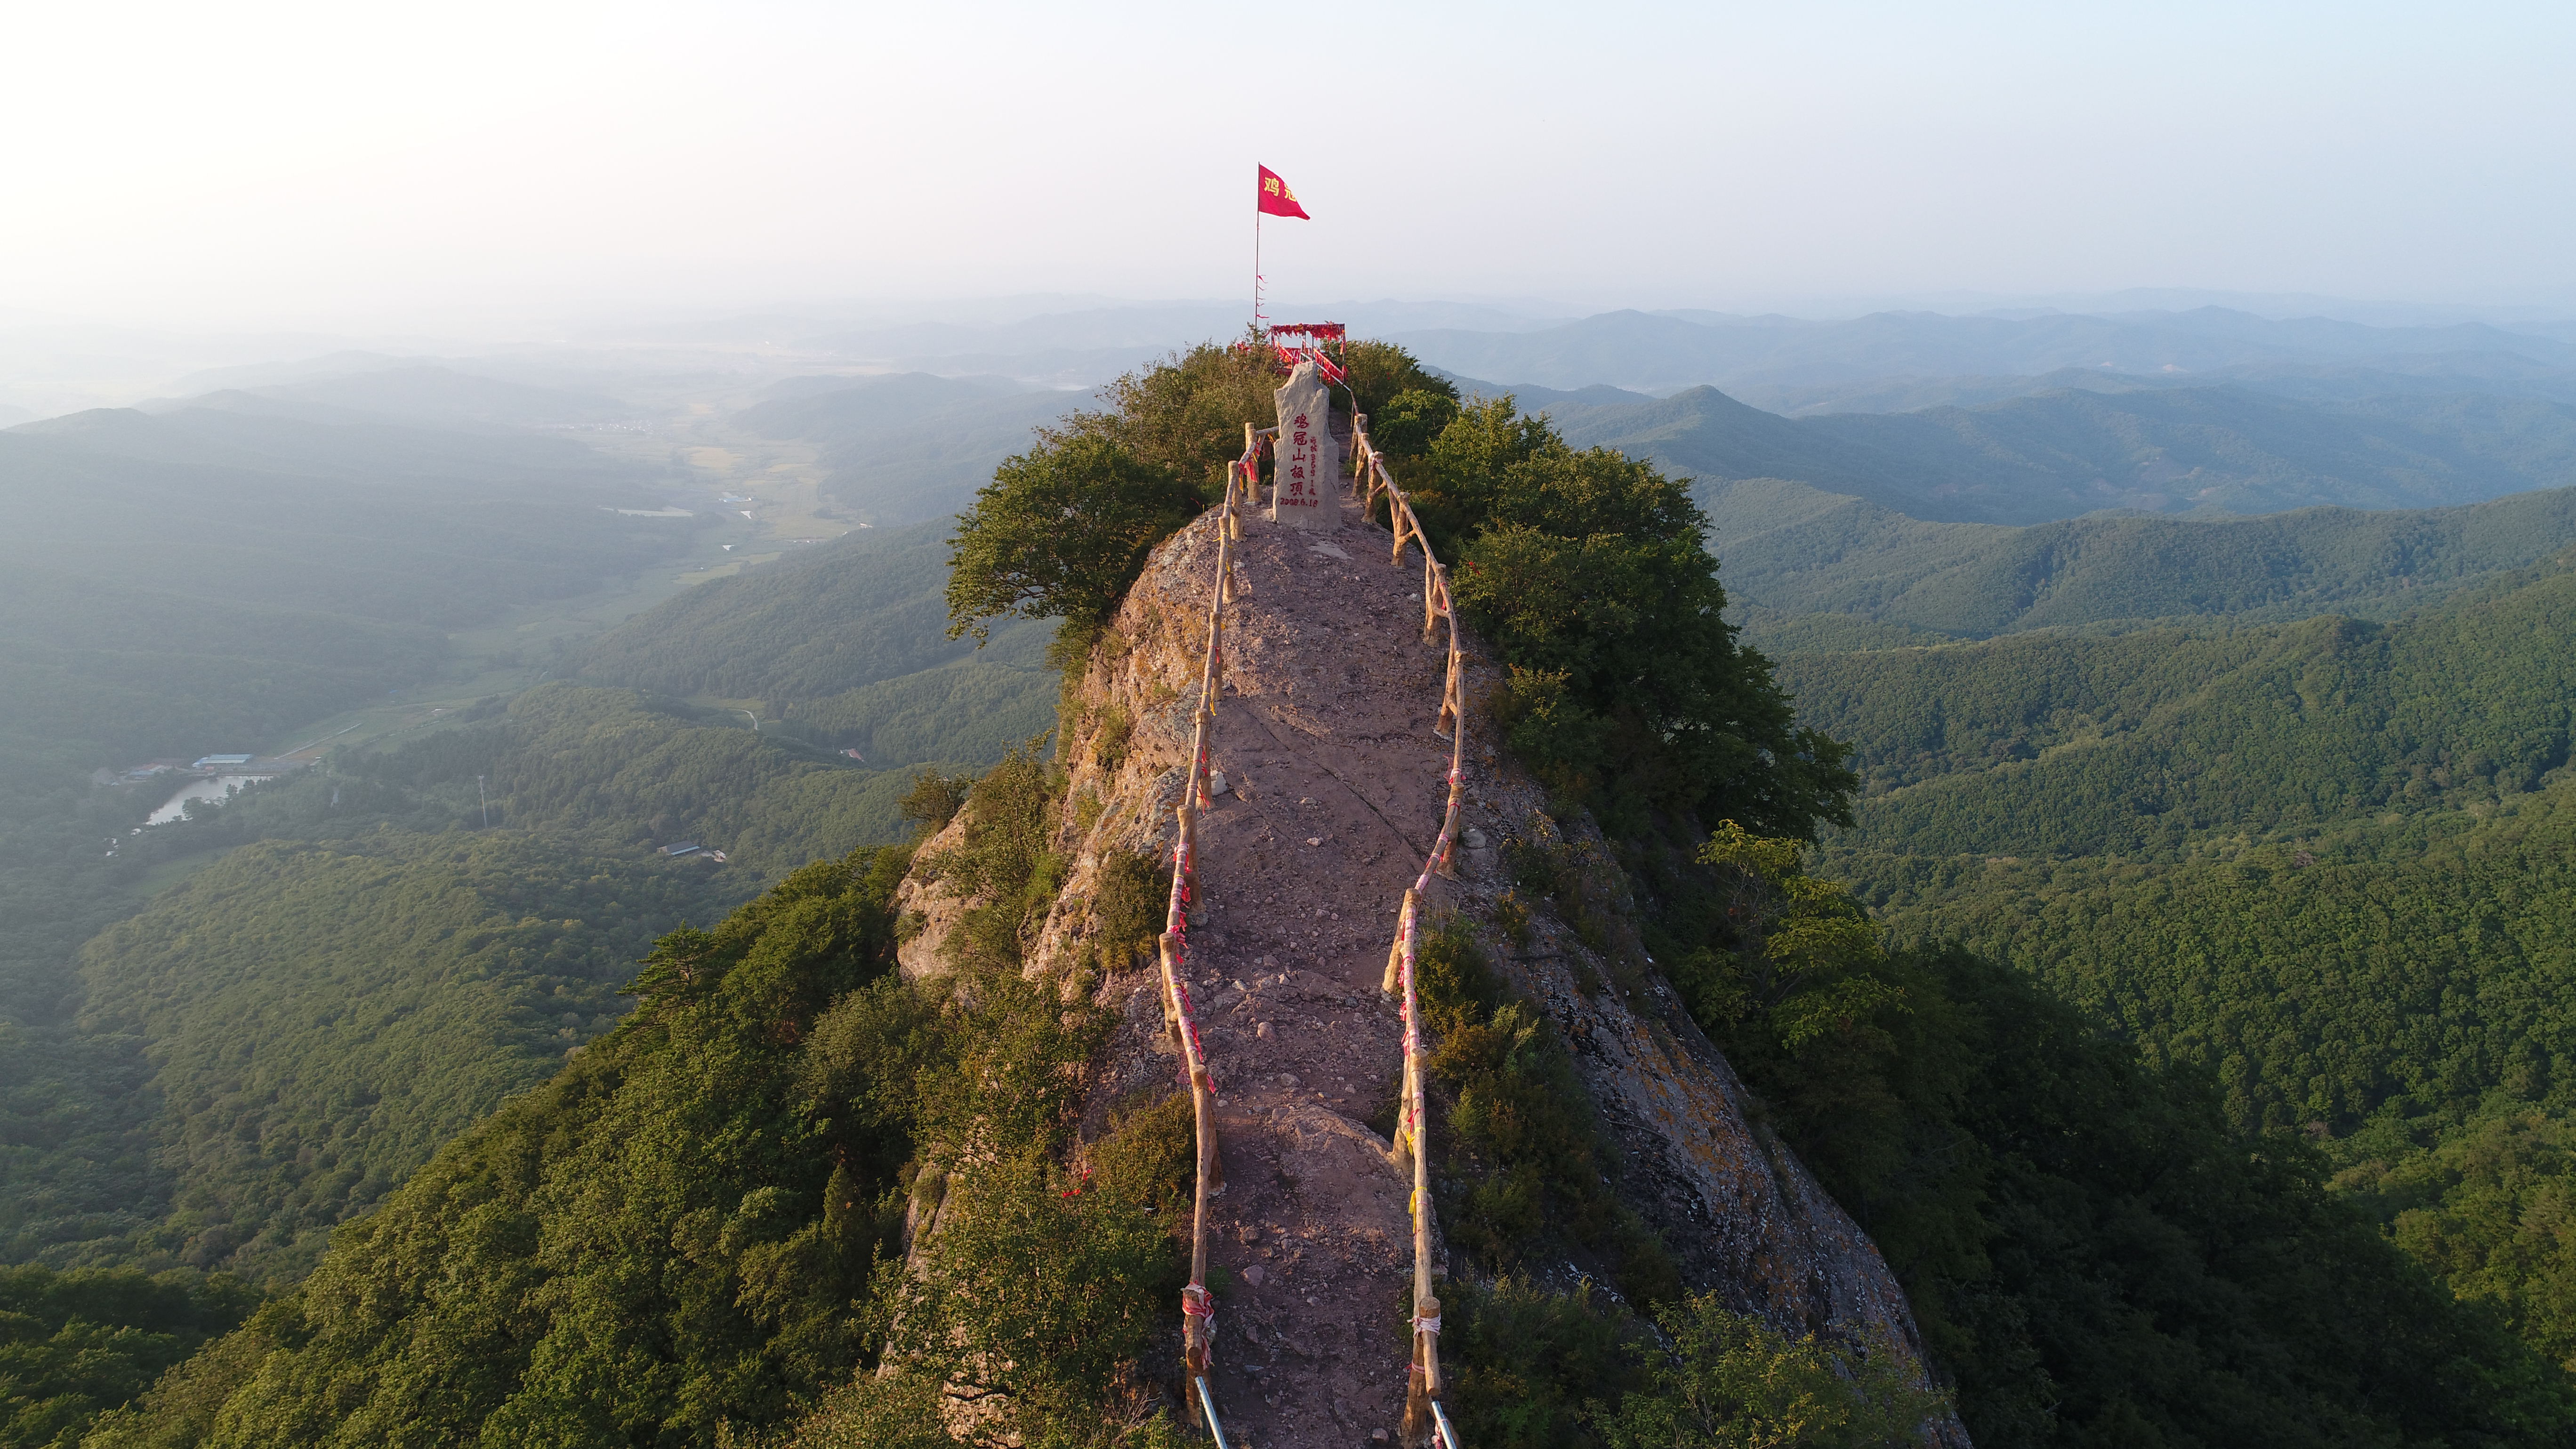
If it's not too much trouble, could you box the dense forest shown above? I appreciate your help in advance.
[62,834,725,1280]
[0,1265,261,1449]
[1754,550,2576,1381]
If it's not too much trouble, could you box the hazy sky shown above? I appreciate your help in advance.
[7,0,2571,330]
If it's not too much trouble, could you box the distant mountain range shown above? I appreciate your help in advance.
[734,371,1079,525]
[144,364,638,430]
[1392,306,2576,395]
[1717,354,2576,418]
[1532,383,2576,525]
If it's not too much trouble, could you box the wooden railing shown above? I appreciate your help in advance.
[1154,416,1464,1448]
[1156,426,1266,1446]
[1354,417,1468,1449]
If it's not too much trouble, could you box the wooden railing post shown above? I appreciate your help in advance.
[1382,886,1417,999]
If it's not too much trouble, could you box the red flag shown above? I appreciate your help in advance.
[1257,165,1310,219]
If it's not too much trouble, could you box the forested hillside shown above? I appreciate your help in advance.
[12,834,728,1282]
[1850,794,2576,1134]
[1706,476,2576,640]
[1711,356,2576,419]
[0,402,702,1036]
[1770,555,2576,1372]
[1778,564,2576,858]
[84,831,1222,1449]
[0,1265,260,1449]
[0,670,987,1295]
[339,684,945,868]
[161,364,636,429]
[575,525,965,699]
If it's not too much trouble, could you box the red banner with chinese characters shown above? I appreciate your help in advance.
[1257,165,1310,219]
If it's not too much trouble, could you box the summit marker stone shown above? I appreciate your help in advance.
[1272,361,1341,530]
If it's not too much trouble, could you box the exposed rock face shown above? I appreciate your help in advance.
[899,495,1965,1447]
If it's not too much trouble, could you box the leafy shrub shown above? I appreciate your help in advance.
[1089,707,1134,771]
[899,770,974,837]
[1440,1278,1640,1449]
[879,1143,1180,1441]
[946,338,1456,654]
[917,744,1064,974]
[1085,850,1172,980]
[1368,387,1461,460]
[1415,919,1677,1307]
[1379,398,1855,839]
[745,1370,954,1449]
[1595,1292,1945,1449]
[945,436,1204,644]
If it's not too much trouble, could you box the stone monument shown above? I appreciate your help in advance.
[1270,360,1342,529]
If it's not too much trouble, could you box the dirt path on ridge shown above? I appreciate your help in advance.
[1153,495,1503,1447]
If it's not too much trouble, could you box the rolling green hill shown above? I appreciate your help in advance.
[574,522,1057,769]
[1723,354,2576,419]
[575,523,986,699]
[242,684,944,871]
[1708,477,2576,641]
[1778,565,2576,860]
[0,402,697,769]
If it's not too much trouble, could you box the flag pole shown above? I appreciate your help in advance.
[1253,190,1264,337]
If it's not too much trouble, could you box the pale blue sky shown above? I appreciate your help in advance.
[4,0,2569,327]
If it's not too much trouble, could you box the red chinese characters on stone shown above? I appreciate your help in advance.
[1270,363,1337,528]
